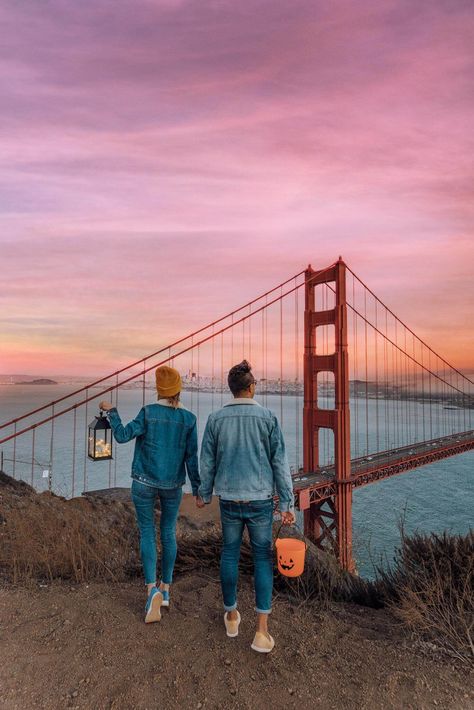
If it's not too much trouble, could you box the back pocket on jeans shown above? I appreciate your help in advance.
[131,480,156,499]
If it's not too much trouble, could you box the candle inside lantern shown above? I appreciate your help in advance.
[94,439,112,457]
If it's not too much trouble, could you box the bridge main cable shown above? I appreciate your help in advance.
[0,263,337,445]
[0,268,312,432]
[346,265,474,387]
[324,278,474,401]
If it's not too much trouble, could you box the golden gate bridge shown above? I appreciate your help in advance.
[1,258,473,572]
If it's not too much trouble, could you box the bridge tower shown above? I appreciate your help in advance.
[302,257,354,571]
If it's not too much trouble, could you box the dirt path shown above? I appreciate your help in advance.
[1,575,472,710]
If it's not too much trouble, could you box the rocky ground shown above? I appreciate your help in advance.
[1,574,473,709]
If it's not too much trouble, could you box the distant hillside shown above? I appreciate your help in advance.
[0,374,38,383]
[0,374,97,384]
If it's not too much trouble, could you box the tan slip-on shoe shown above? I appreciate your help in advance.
[251,631,275,653]
[224,610,241,637]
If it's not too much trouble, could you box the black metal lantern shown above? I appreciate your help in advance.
[88,410,113,461]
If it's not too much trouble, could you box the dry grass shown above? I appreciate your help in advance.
[175,525,379,608]
[0,473,377,608]
[2,500,140,584]
[275,541,382,609]
[377,529,474,663]
[0,473,140,584]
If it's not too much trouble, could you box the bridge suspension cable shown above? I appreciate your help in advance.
[1,259,472,505]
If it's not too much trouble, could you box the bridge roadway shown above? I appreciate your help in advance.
[292,429,474,509]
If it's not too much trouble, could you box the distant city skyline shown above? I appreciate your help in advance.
[3,370,472,393]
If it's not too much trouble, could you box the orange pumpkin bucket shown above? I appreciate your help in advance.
[275,525,307,578]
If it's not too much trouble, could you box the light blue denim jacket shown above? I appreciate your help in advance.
[107,401,200,494]
[198,399,295,512]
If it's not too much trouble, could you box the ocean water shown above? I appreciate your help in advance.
[0,384,472,578]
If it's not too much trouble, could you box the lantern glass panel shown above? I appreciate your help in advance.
[88,432,95,458]
[88,413,113,461]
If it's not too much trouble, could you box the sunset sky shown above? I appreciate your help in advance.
[1,0,473,376]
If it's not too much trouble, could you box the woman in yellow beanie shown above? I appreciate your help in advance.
[99,365,201,623]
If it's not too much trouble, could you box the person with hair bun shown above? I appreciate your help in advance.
[99,365,200,624]
[198,360,295,653]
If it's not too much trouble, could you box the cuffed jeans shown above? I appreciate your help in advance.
[219,498,273,614]
[131,480,183,585]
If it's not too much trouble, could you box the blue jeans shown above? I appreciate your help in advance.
[219,499,274,614]
[131,480,183,585]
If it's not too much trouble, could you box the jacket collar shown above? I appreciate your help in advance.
[223,398,261,407]
[156,399,183,409]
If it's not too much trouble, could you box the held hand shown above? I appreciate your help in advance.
[281,510,296,525]
[195,496,205,509]
[99,401,114,412]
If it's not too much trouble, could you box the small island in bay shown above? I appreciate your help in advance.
[16,378,58,385]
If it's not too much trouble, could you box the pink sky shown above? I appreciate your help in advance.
[1,0,473,376]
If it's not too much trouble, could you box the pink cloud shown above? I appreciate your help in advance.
[0,0,473,375]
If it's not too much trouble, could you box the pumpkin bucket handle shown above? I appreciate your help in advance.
[274,521,307,546]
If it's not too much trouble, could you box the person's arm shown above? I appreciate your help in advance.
[106,406,146,443]
[198,416,217,504]
[269,415,295,517]
[185,419,200,496]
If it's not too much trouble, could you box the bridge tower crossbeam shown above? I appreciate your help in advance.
[302,257,354,571]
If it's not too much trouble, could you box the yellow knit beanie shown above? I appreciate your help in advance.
[155,366,182,397]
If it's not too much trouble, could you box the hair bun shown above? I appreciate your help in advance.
[234,360,251,373]
[227,360,254,395]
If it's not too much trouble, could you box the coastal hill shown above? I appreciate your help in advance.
[0,374,94,384]
[0,374,58,384]
[0,473,472,709]
[15,378,58,385]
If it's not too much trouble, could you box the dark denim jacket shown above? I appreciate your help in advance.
[107,402,200,494]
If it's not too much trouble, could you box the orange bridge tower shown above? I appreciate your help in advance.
[302,257,354,571]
